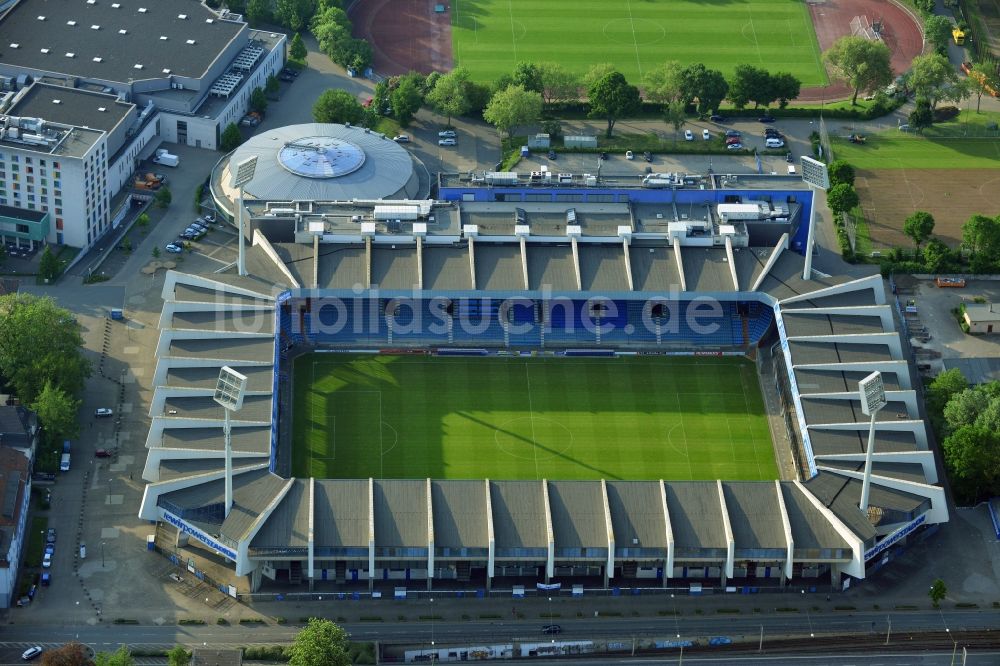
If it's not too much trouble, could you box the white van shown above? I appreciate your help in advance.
[60,453,71,472]
[765,137,785,148]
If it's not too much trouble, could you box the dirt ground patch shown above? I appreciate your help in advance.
[802,0,924,102]
[350,0,453,76]
[855,169,1000,249]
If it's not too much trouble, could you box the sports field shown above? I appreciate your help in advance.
[833,135,1000,170]
[451,0,827,85]
[292,354,777,481]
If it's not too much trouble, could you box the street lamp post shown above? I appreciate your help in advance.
[214,366,248,517]
[859,372,887,513]
[230,156,258,277]
[101,541,106,568]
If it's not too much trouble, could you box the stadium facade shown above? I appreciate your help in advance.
[0,0,284,251]
[139,157,946,595]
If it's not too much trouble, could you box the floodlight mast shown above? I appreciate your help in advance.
[799,156,830,280]
[230,156,258,277]
[214,366,248,517]
[858,371,887,513]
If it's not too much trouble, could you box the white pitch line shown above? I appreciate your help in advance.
[625,0,643,77]
[507,0,518,64]
[524,362,540,480]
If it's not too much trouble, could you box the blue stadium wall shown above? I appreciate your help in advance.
[436,184,815,252]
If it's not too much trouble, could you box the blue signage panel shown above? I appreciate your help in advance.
[864,514,925,562]
[162,511,237,560]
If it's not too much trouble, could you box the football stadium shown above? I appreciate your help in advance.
[138,124,946,595]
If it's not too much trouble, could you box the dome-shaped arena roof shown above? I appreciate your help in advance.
[227,123,419,201]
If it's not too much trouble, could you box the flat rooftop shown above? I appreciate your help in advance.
[7,83,133,133]
[0,0,244,84]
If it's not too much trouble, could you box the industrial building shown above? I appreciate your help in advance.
[0,0,285,252]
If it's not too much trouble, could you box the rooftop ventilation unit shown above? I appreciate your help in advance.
[40,48,49,54]
[178,14,187,19]
[91,25,100,30]
[66,20,76,26]
[9,43,18,49]
[37,15,45,21]
[93,56,102,62]
[52,99,61,104]
[186,39,196,45]
[159,36,167,40]
[65,52,74,58]
[111,2,120,7]
[118,28,127,34]
[138,7,147,13]
[162,68,171,74]
[87,0,96,4]
[98,107,106,112]
[206,18,214,23]
[133,63,143,70]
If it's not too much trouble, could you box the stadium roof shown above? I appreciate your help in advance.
[0,0,244,83]
[7,83,133,133]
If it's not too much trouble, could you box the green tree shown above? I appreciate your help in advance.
[250,87,268,114]
[166,646,190,666]
[588,71,641,138]
[903,210,935,251]
[426,67,472,126]
[924,15,953,56]
[643,61,685,104]
[909,54,960,108]
[287,618,351,666]
[152,246,160,259]
[538,62,579,104]
[33,380,81,441]
[94,647,135,666]
[38,245,61,282]
[944,388,990,430]
[137,212,151,228]
[770,72,801,109]
[943,425,1000,501]
[678,63,729,115]
[923,238,951,273]
[962,214,1000,257]
[265,74,280,98]
[289,32,308,62]
[246,0,270,23]
[312,89,364,124]
[511,62,544,94]
[908,99,934,131]
[728,64,771,110]
[220,123,243,152]
[664,99,687,143]
[275,0,316,32]
[154,186,172,209]
[968,62,1000,113]
[825,183,859,217]
[927,368,968,417]
[828,160,856,187]
[928,579,947,608]
[583,63,617,90]
[823,36,894,105]
[391,76,425,126]
[483,84,543,138]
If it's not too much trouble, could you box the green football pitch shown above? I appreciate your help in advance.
[451,0,827,85]
[292,354,778,481]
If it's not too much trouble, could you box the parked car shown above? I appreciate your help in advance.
[392,134,410,143]
[625,150,634,160]
[726,142,744,150]
[189,222,208,232]
[42,552,52,568]
[165,244,183,254]
[438,129,457,138]
[684,129,694,141]
[281,67,299,78]
[764,128,782,137]
[438,138,457,146]
[547,149,557,160]
[702,129,711,140]
[202,212,216,223]
[46,528,56,543]
[758,115,776,123]
[95,449,112,458]
[725,129,741,138]
[95,408,113,418]
[786,151,794,163]
[725,136,742,145]
[643,151,652,162]
[40,572,51,587]
[21,647,43,661]
[599,151,608,160]
[44,543,54,555]
[80,542,87,559]
[541,624,562,635]
[709,114,728,123]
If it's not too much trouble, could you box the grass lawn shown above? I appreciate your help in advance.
[292,354,777,481]
[833,133,1000,169]
[25,516,47,568]
[451,0,826,86]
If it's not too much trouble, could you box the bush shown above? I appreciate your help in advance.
[243,645,288,661]
[933,106,961,122]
